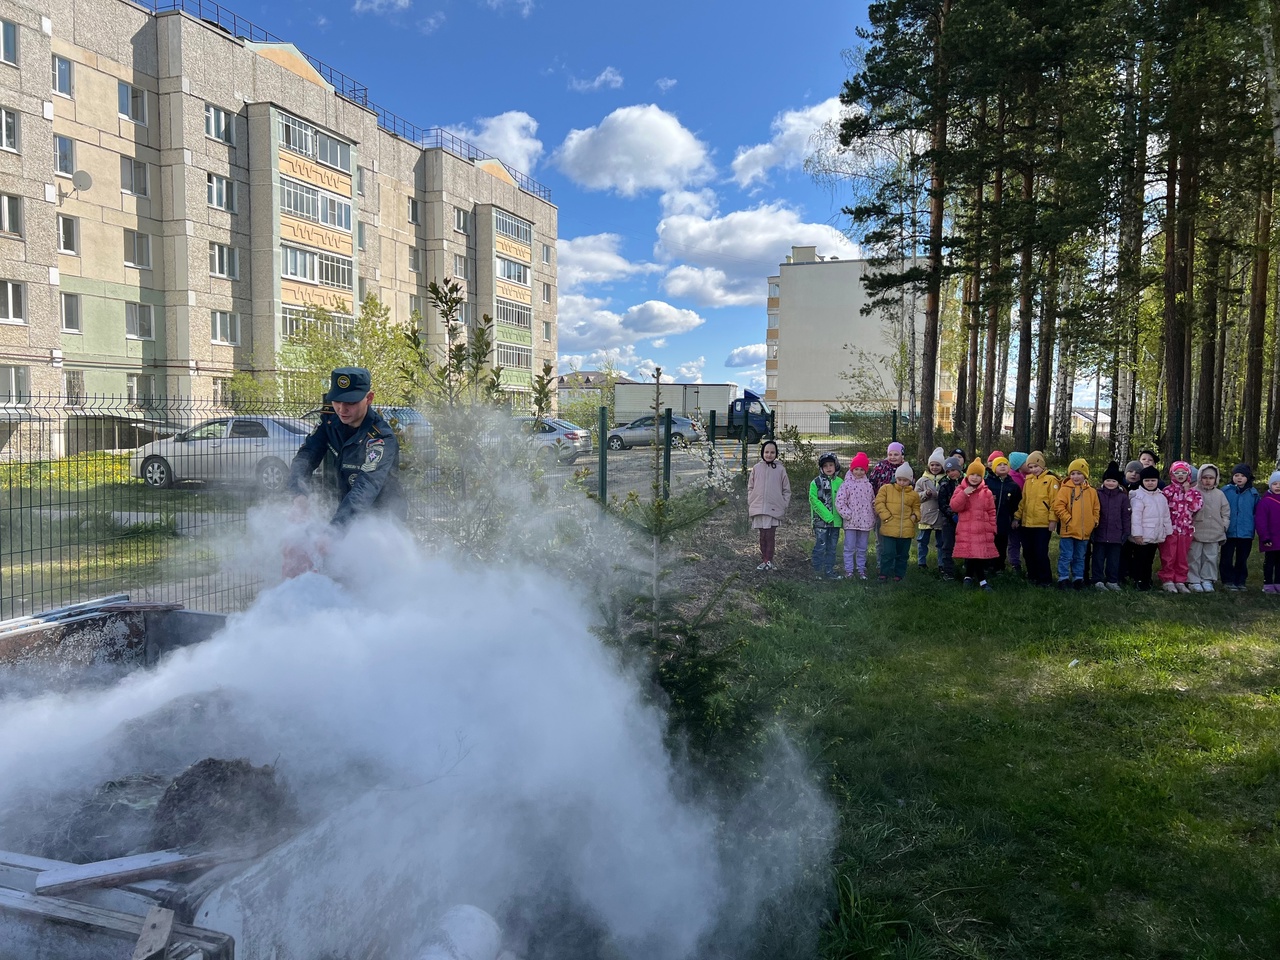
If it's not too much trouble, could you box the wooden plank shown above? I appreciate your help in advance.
[35,849,246,897]
[131,905,174,960]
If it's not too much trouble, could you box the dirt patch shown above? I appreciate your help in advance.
[150,757,298,850]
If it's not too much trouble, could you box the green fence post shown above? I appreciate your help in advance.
[598,405,608,503]
[662,407,673,499]
[892,409,898,443]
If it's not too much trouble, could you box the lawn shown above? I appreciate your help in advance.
[735,567,1280,958]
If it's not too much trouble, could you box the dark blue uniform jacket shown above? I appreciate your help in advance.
[288,407,407,525]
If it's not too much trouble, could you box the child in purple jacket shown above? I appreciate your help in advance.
[1259,471,1280,594]
[1092,461,1132,591]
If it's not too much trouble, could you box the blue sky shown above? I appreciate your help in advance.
[271,0,870,392]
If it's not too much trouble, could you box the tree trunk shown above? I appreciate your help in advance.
[1112,47,1148,465]
[1195,236,1221,452]
[1034,245,1059,452]
[1243,179,1274,467]
[956,276,969,442]
[1052,330,1074,461]
[1013,150,1036,449]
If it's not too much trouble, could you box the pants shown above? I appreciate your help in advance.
[1008,528,1022,568]
[1092,541,1122,584]
[879,536,912,578]
[963,557,989,582]
[916,527,939,567]
[1119,540,1135,584]
[1221,538,1254,587]
[1159,532,1191,583]
[937,523,956,574]
[758,527,776,562]
[1023,528,1053,585]
[812,524,840,575]
[1131,542,1159,588]
[1266,551,1280,586]
[1057,537,1088,582]
[844,528,870,576]
[993,532,1009,571]
[1188,540,1222,585]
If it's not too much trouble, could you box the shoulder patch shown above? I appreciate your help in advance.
[361,437,386,472]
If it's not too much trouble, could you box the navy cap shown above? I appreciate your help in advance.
[327,367,371,403]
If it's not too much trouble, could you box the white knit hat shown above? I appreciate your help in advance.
[895,463,914,482]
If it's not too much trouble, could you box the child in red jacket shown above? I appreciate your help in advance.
[950,458,999,591]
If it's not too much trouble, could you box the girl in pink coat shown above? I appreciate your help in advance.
[836,452,877,579]
[950,458,999,590]
[1159,460,1203,593]
[747,440,791,571]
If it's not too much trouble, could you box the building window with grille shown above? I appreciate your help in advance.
[124,229,151,269]
[496,257,529,286]
[127,372,155,405]
[0,193,19,236]
[318,252,353,290]
[52,55,72,96]
[496,343,533,370]
[205,104,233,143]
[125,302,154,339]
[117,81,146,124]
[0,280,23,323]
[64,369,84,406]
[495,298,531,329]
[0,365,29,405]
[494,209,532,245]
[61,292,80,332]
[121,157,148,197]
[211,310,239,345]
[209,242,238,279]
[1,108,19,153]
[207,173,235,211]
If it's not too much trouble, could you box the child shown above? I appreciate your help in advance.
[1092,461,1131,591]
[1007,452,1028,573]
[1013,451,1061,586]
[1258,471,1280,594]
[1129,465,1172,591]
[836,452,876,579]
[1159,461,1203,593]
[1053,458,1101,589]
[1222,463,1262,591]
[1123,461,1143,491]
[875,463,921,582]
[1189,463,1230,592]
[1118,460,1144,585]
[936,456,964,581]
[809,452,843,580]
[950,458,998,590]
[985,455,1022,573]
[869,442,905,494]
[914,447,946,570]
[747,439,791,571]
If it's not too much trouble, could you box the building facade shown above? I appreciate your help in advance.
[0,0,557,414]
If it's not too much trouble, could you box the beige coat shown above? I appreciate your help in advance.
[748,461,791,521]
[1192,487,1230,543]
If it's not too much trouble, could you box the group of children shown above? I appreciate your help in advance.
[747,439,1280,593]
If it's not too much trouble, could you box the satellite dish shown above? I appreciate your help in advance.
[71,170,93,192]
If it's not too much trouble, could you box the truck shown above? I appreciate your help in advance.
[612,383,773,444]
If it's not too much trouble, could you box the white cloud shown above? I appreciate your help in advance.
[656,77,678,93]
[725,344,767,368]
[569,66,624,93]
[447,111,543,174]
[659,188,717,219]
[558,294,705,352]
[651,338,667,348]
[418,11,445,32]
[317,15,329,27]
[353,0,410,12]
[656,203,860,307]
[558,345,672,383]
[553,105,714,197]
[675,357,706,382]
[556,234,661,291]
[731,97,848,188]
[480,0,533,16]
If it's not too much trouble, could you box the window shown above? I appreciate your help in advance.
[277,113,351,172]
[357,222,366,251]
[117,81,146,124]
[61,292,80,331]
[125,302,154,339]
[768,343,778,360]
[64,369,84,406]
[0,280,24,322]
[229,419,268,439]
[126,373,155,404]
[457,300,474,326]
[0,365,29,405]
[768,282,780,297]
[542,243,551,264]
[1,20,16,66]
[211,310,239,344]
[542,320,552,342]
[319,193,350,231]
[280,305,307,338]
[207,173,234,211]
[453,254,470,280]
[356,166,367,196]
[57,214,77,253]
[209,242,238,278]
[1,108,17,152]
[121,157,148,197]
[496,343,533,370]
[454,207,471,234]
[409,295,423,318]
[496,257,529,285]
[494,209,532,245]
[766,374,777,391]
[55,135,74,174]
[317,132,350,172]
[280,177,349,230]
[0,193,20,235]
[281,245,316,282]
[124,229,151,269]
[205,104,233,143]
[317,252,353,290]
[767,314,778,329]
[408,197,420,224]
[408,247,421,273]
[52,55,72,96]
[495,298,531,329]
[541,282,551,303]
[213,377,232,405]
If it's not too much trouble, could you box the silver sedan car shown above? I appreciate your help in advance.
[515,417,593,464]
[606,415,705,450]
[131,416,312,490]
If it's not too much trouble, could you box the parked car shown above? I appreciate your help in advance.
[515,417,593,464]
[131,416,313,490]
[606,415,705,450]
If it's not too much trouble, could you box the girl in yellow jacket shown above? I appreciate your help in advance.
[1052,458,1101,588]
[874,463,922,581]
[1013,451,1060,586]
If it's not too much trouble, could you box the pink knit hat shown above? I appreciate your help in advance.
[849,451,869,471]
[887,442,904,455]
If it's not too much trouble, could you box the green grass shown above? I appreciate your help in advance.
[736,572,1280,958]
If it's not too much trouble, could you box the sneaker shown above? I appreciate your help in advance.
[878,575,888,583]
[941,572,955,582]
[1176,583,1191,594]
[858,573,868,581]
[757,562,770,571]
[1203,582,1214,593]
[1107,582,1122,592]
[894,576,903,582]
[1094,581,1109,592]
[1163,582,1179,593]
[963,577,973,587]
[1057,580,1070,591]
[1189,582,1204,593]
[981,581,993,592]
[825,572,843,581]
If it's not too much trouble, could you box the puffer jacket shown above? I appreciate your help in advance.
[1093,485,1132,544]
[1130,486,1173,544]
[1192,480,1230,544]
[950,481,998,559]
[1224,482,1261,539]
[1259,491,1280,551]
[747,460,791,521]
[1162,483,1203,537]
[1053,477,1101,540]
[915,469,946,529]
[809,474,843,528]
[874,482,921,539]
[985,473,1023,535]
[836,474,877,531]
[938,475,962,526]
[1016,471,1062,528]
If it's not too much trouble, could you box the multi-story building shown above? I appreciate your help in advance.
[0,0,557,417]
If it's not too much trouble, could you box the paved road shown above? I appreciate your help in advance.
[541,441,752,497]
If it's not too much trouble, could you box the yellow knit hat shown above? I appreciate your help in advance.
[966,458,985,477]
[1068,458,1090,480]
[990,456,1010,471]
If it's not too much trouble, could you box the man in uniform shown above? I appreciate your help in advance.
[289,367,407,526]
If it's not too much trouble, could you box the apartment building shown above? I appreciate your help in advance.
[0,0,558,412]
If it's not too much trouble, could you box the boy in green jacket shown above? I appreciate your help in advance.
[810,452,843,580]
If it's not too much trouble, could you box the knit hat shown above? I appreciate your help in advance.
[887,441,905,455]
[849,451,869,471]
[990,456,1010,471]
[1125,460,1142,476]
[928,446,945,468]
[1102,461,1124,483]
[1067,458,1090,480]
[987,450,1005,465]
[1140,448,1160,464]
[1140,465,1160,481]
[1025,451,1047,470]
[950,448,966,460]
[895,463,914,482]
[1009,452,1028,471]
[1170,460,1192,479]
[943,456,963,473]
[1270,471,1280,486]
[1232,463,1253,482]
[966,458,985,477]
